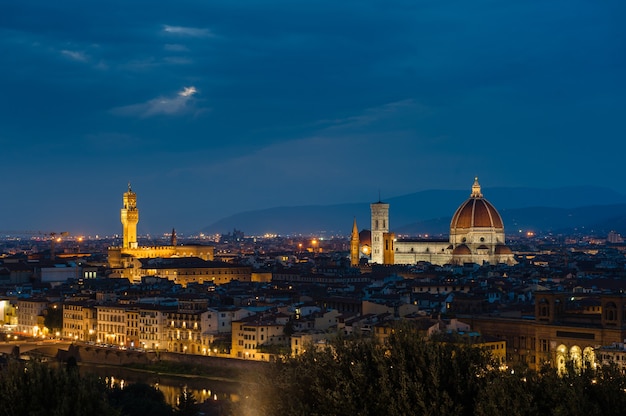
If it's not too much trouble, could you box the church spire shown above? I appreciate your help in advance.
[350,217,360,267]
[171,228,177,246]
[471,176,483,198]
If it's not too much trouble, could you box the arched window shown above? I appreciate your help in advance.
[556,344,568,375]
[605,302,618,322]
[583,347,595,368]
[570,345,582,371]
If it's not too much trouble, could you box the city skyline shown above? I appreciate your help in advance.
[1,1,624,235]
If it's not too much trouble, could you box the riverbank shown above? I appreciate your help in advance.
[76,361,244,407]
[57,343,267,384]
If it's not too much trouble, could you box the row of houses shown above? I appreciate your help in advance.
[7,292,509,364]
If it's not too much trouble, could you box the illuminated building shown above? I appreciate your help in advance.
[108,184,215,283]
[165,309,209,354]
[370,200,389,264]
[357,178,516,266]
[137,257,252,287]
[95,304,128,346]
[138,305,172,351]
[16,298,48,336]
[231,315,288,361]
[120,183,139,249]
[350,218,360,267]
[62,301,97,341]
[464,291,626,371]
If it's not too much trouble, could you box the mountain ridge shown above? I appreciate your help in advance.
[201,186,626,236]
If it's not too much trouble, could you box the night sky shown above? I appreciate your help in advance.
[1,1,624,236]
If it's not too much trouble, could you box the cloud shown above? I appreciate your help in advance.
[179,86,197,97]
[111,86,200,118]
[60,49,88,62]
[163,25,213,38]
[319,100,421,127]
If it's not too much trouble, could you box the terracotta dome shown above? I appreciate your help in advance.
[359,230,371,247]
[452,244,471,255]
[495,245,513,255]
[450,178,504,230]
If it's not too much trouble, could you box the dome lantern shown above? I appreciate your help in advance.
[471,177,483,198]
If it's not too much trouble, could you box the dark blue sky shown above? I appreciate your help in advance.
[1,0,624,236]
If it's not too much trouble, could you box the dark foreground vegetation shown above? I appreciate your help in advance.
[4,327,626,416]
[236,329,626,416]
[0,359,200,416]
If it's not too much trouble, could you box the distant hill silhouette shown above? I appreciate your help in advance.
[201,186,626,237]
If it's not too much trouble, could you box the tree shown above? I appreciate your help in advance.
[44,305,63,336]
[237,326,496,416]
[235,323,626,416]
[0,359,118,416]
[175,387,199,416]
[108,382,173,416]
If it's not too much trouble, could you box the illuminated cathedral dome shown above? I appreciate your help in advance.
[448,177,508,260]
[450,177,504,231]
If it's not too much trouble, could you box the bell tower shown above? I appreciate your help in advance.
[370,199,389,264]
[120,183,139,249]
[350,218,360,267]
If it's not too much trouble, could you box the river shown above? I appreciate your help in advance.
[77,362,243,408]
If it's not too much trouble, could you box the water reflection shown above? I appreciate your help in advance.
[79,363,241,406]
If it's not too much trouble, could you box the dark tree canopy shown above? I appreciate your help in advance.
[0,360,118,416]
[235,327,626,416]
[44,305,63,334]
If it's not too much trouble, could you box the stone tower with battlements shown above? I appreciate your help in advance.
[120,183,139,249]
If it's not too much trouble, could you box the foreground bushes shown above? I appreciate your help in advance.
[0,360,199,416]
[237,329,626,416]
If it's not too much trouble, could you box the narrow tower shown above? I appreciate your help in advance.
[120,183,139,249]
[370,199,389,264]
[350,217,360,267]
[171,228,177,246]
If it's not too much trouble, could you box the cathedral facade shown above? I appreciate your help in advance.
[351,178,516,266]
